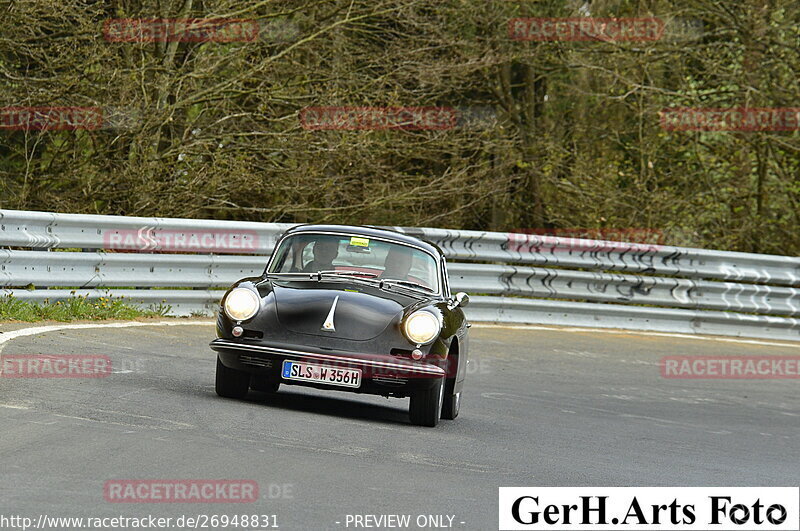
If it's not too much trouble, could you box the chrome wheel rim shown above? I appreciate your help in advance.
[437,380,444,418]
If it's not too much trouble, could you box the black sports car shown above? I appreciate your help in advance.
[210,224,470,427]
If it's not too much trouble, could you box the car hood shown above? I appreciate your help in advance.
[272,283,419,341]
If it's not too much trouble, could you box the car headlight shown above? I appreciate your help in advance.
[224,288,260,321]
[403,310,442,345]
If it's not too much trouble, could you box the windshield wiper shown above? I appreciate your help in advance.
[268,271,433,293]
[266,272,317,279]
[380,279,434,293]
[318,270,379,278]
[322,272,434,293]
[267,270,381,282]
[309,270,383,285]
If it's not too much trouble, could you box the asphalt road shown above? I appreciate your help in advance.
[0,322,798,530]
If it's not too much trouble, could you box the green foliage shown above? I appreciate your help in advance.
[0,294,171,322]
[0,0,798,254]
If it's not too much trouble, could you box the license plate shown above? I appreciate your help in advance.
[281,361,361,388]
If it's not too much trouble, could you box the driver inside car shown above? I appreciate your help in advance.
[303,239,339,272]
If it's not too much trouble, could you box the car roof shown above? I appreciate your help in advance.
[283,224,442,256]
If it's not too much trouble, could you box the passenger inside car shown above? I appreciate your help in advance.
[380,245,413,280]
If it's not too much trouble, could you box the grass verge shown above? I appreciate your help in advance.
[0,294,172,322]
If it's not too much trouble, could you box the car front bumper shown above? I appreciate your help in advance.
[210,338,445,396]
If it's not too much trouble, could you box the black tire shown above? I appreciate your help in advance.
[409,378,444,427]
[215,356,250,399]
[250,378,280,393]
[441,378,461,420]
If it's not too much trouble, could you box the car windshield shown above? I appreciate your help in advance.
[268,233,439,293]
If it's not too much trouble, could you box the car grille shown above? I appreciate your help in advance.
[239,355,273,368]
[372,375,408,387]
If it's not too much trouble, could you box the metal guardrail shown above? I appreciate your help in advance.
[392,227,800,286]
[2,252,798,317]
[1,209,799,341]
[0,209,291,252]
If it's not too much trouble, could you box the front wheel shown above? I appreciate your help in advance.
[215,356,250,399]
[441,378,461,420]
[409,378,444,427]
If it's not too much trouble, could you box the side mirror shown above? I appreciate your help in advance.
[454,292,470,307]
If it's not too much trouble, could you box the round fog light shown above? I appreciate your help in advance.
[232,326,243,337]
[411,349,423,360]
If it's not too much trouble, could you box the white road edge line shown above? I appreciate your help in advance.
[472,323,800,349]
[0,320,214,352]
[0,319,796,352]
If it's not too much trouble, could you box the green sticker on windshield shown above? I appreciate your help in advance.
[349,237,370,247]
